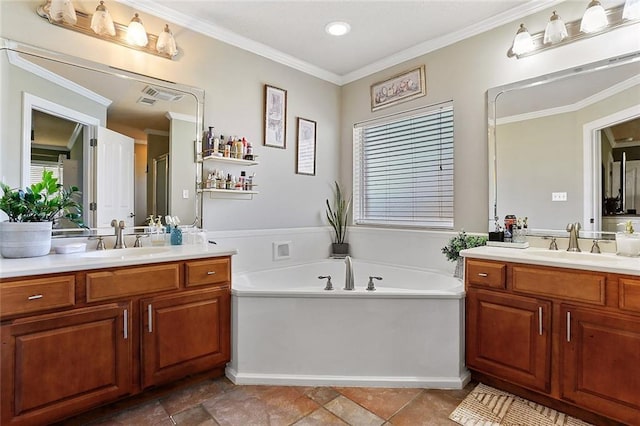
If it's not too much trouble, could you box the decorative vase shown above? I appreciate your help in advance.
[0,221,52,258]
[170,226,182,245]
[331,242,349,258]
[454,257,464,279]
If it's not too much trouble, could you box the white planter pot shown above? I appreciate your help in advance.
[0,221,52,258]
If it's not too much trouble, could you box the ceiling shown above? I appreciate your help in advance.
[118,0,564,85]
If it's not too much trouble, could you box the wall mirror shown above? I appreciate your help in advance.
[488,52,640,237]
[0,39,204,230]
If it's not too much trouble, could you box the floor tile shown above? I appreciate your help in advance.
[334,387,423,420]
[387,389,470,426]
[161,377,235,415]
[292,407,349,426]
[325,395,385,426]
[303,387,341,405]
[170,405,218,426]
[202,385,319,426]
[88,401,173,426]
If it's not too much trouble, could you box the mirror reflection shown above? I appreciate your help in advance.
[1,41,203,229]
[489,53,640,235]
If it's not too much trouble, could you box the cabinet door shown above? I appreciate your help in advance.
[561,305,640,425]
[141,286,230,388]
[466,288,551,393]
[1,303,131,426]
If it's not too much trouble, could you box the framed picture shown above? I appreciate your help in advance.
[296,117,316,176]
[370,65,426,111]
[264,84,287,148]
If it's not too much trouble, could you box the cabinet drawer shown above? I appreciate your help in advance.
[619,278,640,314]
[185,258,230,287]
[0,276,75,318]
[86,264,180,302]
[512,266,605,305]
[466,260,506,289]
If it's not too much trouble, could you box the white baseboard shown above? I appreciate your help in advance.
[225,366,471,389]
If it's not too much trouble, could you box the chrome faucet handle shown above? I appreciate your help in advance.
[134,234,143,247]
[95,236,105,251]
[318,275,333,291]
[549,237,558,250]
[367,276,382,291]
[591,240,601,254]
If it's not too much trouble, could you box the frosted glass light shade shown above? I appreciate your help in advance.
[580,0,608,33]
[49,0,77,24]
[623,0,640,20]
[90,1,115,36]
[126,13,148,47]
[156,24,178,57]
[511,24,534,55]
[543,11,568,44]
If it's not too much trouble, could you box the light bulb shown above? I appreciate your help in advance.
[543,11,568,44]
[90,1,116,36]
[156,24,178,57]
[623,0,640,20]
[49,0,77,25]
[580,0,608,33]
[127,13,148,47]
[511,24,534,56]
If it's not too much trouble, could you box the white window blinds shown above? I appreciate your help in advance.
[353,102,454,228]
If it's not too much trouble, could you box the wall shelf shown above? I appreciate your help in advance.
[198,188,258,200]
[201,155,258,166]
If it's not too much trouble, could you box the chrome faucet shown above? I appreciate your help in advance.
[344,255,354,291]
[566,222,581,252]
[111,219,126,249]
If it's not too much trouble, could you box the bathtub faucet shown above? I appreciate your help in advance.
[344,255,355,290]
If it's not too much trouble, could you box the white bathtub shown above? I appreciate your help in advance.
[226,259,469,388]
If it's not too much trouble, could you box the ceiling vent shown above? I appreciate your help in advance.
[136,96,157,106]
[141,85,184,102]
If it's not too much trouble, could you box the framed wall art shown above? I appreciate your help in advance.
[296,117,316,176]
[264,84,287,148]
[370,65,426,111]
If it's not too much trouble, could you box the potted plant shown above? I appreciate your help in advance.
[442,229,487,279]
[0,170,83,258]
[326,181,351,258]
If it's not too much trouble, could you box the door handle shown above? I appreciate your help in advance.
[538,307,543,336]
[123,309,128,339]
[566,311,571,342]
[148,304,153,333]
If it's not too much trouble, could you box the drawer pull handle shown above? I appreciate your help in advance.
[148,304,153,333]
[28,294,43,300]
[123,309,128,340]
[477,273,488,277]
[538,307,543,336]
[567,311,571,342]
[207,271,216,275]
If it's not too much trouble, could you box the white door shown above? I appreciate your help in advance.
[95,127,135,228]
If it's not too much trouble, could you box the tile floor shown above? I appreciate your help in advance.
[63,377,476,426]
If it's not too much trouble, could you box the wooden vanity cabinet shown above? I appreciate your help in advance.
[0,256,232,426]
[465,259,640,425]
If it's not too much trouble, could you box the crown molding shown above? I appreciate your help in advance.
[165,111,196,123]
[117,0,562,86]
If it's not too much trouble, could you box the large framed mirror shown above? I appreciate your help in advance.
[0,38,204,230]
[488,51,640,237]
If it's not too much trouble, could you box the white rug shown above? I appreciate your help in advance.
[449,383,594,426]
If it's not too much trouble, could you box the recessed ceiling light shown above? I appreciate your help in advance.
[325,21,351,36]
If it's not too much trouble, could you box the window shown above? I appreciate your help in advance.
[353,102,454,228]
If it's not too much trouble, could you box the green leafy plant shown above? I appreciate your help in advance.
[325,181,351,244]
[441,229,487,262]
[0,170,83,224]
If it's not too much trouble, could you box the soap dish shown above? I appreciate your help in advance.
[55,243,87,254]
[486,241,529,249]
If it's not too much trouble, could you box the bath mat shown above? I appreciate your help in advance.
[449,383,594,426]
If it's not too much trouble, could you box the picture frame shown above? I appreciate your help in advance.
[263,84,287,148]
[370,65,426,111]
[296,117,316,176]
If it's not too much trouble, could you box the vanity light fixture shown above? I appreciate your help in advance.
[510,24,534,56]
[90,1,115,36]
[325,21,351,36]
[623,0,640,20]
[580,0,608,33]
[508,2,639,58]
[543,11,568,44]
[36,1,178,59]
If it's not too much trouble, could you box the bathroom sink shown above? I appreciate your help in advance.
[529,250,618,263]
[81,247,170,258]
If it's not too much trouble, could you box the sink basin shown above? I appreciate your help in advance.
[529,250,618,263]
[81,247,170,259]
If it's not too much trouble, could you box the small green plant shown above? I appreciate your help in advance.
[441,229,487,262]
[325,181,351,244]
[0,170,83,224]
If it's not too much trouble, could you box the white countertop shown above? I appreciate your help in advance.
[461,246,640,276]
[0,244,238,279]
